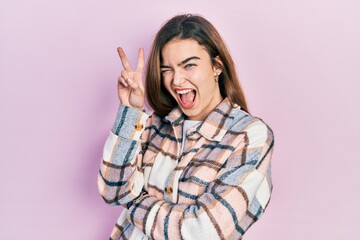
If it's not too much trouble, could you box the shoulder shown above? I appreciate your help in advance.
[228,107,274,144]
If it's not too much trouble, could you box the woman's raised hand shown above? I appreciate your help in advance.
[117,47,145,110]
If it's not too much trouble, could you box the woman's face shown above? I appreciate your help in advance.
[160,38,223,120]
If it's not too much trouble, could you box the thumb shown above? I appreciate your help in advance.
[127,78,141,92]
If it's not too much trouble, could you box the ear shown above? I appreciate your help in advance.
[212,55,223,75]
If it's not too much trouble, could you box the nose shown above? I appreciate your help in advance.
[172,69,186,86]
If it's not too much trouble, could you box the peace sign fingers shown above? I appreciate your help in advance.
[117,47,133,72]
[136,48,145,73]
[116,47,145,110]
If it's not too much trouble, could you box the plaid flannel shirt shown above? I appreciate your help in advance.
[98,98,274,240]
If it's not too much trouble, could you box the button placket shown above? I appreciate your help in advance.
[165,186,173,195]
[164,168,176,201]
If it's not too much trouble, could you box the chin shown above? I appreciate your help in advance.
[183,109,203,120]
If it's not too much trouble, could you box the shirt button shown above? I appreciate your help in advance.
[134,123,143,131]
[165,187,173,195]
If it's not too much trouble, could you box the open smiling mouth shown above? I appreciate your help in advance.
[176,89,196,109]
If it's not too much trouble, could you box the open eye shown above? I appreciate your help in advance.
[185,63,196,69]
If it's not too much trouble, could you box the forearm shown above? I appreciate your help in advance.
[127,181,256,240]
[97,104,150,205]
[126,120,274,239]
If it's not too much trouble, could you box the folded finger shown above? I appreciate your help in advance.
[121,70,130,81]
[118,76,129,87]
[126,78,140,90]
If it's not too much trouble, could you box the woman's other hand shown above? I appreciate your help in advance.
[117,47,145,110]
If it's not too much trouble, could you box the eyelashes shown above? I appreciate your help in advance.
[185,63,196,69]
[160,63,197,74]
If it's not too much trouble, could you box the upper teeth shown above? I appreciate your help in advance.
[177,89,192,94]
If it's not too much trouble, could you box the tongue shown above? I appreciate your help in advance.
[180,91,195,105]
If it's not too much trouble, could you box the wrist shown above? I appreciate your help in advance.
[112,104,149,138]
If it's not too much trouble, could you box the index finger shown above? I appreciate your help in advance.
[136,48,145,72]
[117,47,132,71]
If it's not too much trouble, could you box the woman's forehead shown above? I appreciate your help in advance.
[161,39,209,63]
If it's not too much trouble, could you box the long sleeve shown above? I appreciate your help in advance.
[97,104,151,206]
[126,119,274,240]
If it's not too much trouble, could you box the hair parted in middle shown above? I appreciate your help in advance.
[145,14,249,117]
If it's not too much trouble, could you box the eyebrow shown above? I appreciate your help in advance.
[160,56,200,68]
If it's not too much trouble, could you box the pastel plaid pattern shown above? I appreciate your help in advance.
[98,98,274,240]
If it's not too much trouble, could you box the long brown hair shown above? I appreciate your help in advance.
[145,14,249,117]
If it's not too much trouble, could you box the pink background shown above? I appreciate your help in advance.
[1,0,359,239]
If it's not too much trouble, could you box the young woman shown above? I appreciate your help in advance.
[98,14,274,240]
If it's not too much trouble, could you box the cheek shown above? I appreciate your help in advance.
[195,70,216,89]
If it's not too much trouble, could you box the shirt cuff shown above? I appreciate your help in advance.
[112,104,149,140]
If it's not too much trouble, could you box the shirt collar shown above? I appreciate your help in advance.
[163,98,240,142]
